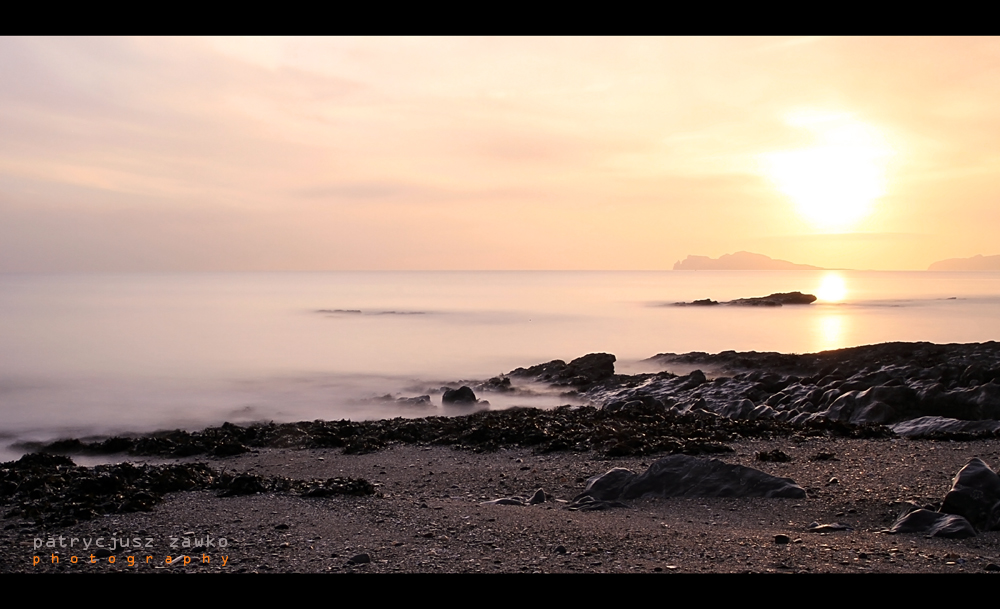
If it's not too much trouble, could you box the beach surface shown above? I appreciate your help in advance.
[5,342,1000,573]
[5,438,1000,573]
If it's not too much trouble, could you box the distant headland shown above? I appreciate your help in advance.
[928,254,1000,271]
[673,251,823,271]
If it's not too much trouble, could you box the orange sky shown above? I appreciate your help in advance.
[1,37,998,271]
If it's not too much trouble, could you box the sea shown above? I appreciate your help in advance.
[2,270,999,460]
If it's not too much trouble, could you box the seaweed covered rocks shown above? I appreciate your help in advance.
[0,453,374,526]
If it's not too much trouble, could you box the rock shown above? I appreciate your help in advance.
[773,534,791,544]
[940,458,1000,531]
[575,455,806,504]
[807,522,853,532]
[578,468,635,502]
[756,449,791,462]
[442,386,477,405]
[347,553,371,565]
[730,292,817,307]
[887,509,977,539]
[564,495,629,511]
[508,353,616,387]
[481,495,531,506]
[564,353,617,385]
[528,488,546,505]
[889,416,1000,439]
[673,292,816,307]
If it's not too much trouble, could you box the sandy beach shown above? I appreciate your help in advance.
[6,436,1000,573]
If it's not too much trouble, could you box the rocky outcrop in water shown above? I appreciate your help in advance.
[442,386,478,405]
[674,292,817,307]
[614,342,1000,436]
[24,342,1000,460]
[509,353,616,387]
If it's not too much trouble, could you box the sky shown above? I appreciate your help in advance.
[1,36,999,272]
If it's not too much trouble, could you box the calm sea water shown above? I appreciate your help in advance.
[2,271,999,456]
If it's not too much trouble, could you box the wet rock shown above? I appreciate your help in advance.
[477,376,513,392]
[442,386,478,405]
[509,353,616,386]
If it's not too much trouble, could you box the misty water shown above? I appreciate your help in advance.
[2,271,999,458]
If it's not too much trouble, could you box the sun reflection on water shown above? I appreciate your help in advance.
[814,312,847,352]
[816,272,847,302]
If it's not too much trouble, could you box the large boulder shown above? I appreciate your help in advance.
[574,454,806,503]
[940,458,1000,531]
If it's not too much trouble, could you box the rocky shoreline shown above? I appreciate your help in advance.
[5,341,1000,573]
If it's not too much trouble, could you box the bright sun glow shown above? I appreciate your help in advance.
[761,111,892,232]
[816,272,847,302]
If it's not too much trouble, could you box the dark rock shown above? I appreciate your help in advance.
[442,386,477,405]
[509,353,616,387]
[575,455,806,504]
[887,509,977,539]
[757,449,792,462]
[889,416,1000,439]
[565,353,617,385]
[0,455,374,525]
[528,488,547,505]
[940,458,1000,531]
[347,553,371,565]
[773,534,791,544]
[730,292,817,307]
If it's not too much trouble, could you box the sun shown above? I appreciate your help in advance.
[760,112,892,232]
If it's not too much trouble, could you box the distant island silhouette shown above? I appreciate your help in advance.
[928,254,1000,271]
[673,251,823,271]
